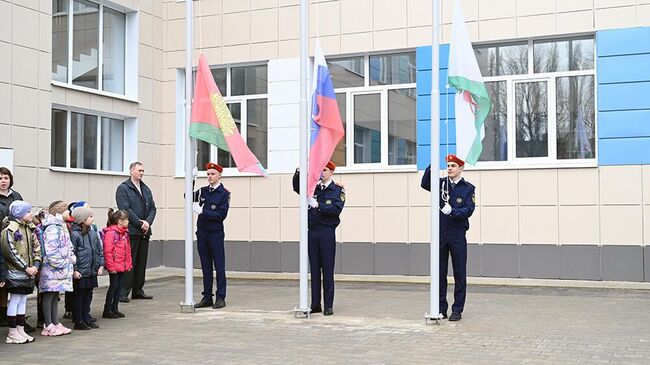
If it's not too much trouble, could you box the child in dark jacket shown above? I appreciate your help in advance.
[69,206,104,330]
[101,209,132,319]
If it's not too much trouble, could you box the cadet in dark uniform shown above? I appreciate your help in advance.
[292,161,345,316]
[421,154,475,322]
[194,163,230,309]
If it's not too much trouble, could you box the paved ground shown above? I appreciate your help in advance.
[1,276,650,364]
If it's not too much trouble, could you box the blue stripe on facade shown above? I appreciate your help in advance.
[596,27,650,165]
[416,44,455,170]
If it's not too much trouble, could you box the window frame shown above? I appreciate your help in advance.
[468,36,598,170]
[329,51,417,173]
[51,0,138,101]
[50,105,136,175]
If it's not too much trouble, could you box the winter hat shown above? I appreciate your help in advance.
[9,201,32,219]
[72,206,93,224]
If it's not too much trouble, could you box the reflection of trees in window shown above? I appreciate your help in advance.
[331,93,347,166]
[556,76,595,159]
[328,57,364,88]
[480,81,507,161]
[515,82,548,158]
[474,43,527,76]
[534,38,594,73]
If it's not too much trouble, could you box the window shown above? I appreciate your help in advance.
[51,108,130,172]
[194,64,268,171]
[474,36,595,165]
[52,0,132,97]
[329,52,416,168]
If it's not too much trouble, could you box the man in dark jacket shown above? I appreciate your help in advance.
[292,161,345,316]
[116,162,157,302]
[421,154,475,322]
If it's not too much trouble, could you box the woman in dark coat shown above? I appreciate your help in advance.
[0,167,23,327]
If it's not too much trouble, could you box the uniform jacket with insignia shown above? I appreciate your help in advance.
[421,165,475,234]
[193,184,230,232]
[292,170,346,229]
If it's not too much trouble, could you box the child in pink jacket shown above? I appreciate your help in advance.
[101,209,132,319]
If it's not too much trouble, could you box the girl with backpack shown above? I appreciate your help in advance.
[101,209,132,318]
[38,201,75,336]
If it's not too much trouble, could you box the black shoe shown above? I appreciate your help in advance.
[441,312,448,319]
[37,321,44,329]
[195,298,214,308]
[74,322,91,330]
[86,321,99,329]
[449,312,462,321]
[119,296,130,303]
[310,306,322,314]
[23,321,36,333]
[113,310,125,318]
[63,311,73,319]
[212,298,226,309]
[132,293,153,300]
[323,308,333,316]
[102,311,120,319]
[87,315,97,323]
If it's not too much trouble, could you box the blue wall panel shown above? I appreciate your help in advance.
[597,27,650,57]
[598,137,650,165]
[596,27,650,165]
[598,54,650,84]
[598,110,650,139]
[417,144,457,170]
[598,82,650,111]
[416,119,457,145]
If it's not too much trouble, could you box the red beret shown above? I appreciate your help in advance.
[446,154,464,167]
[205,162,223,173]
[325,161,336,171]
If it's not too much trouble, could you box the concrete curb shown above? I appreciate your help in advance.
[154,267,650,290]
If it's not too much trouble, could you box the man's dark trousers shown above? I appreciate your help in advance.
[197,230,226,300]
[122,235,149,298]
[439,232,467,315]
[308,226,336,309]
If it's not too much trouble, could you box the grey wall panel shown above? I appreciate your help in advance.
[481,244,519,277]
[280,242,299,273]
[560,245,600,280]
[251,241,281,272]
[408,243,429,276]
[520,245,560,279]
[467,244,480,277]
[601,246,643,282]
[340,243,374,274]
[645,247,650,282]
[335,242,342,274]
[146,240,163,268]
[225,241,251,272]
[374,243,409,275]
[162,240,185,268]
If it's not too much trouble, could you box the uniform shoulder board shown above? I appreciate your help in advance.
[224,187,230,193]
[335,182,344,189]
[464,180,476,189]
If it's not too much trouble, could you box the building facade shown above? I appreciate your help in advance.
[2,0,650,281]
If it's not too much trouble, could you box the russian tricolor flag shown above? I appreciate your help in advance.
[308,40,345,195]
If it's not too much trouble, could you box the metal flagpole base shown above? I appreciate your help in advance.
[425,312,444,325]
[180,301,196,314]
[293,307,311,319]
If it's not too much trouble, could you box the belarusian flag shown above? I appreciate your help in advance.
[190,54,267,176]
[447,0,491,165]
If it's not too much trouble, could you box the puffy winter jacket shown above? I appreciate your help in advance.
[0,216,41,288]
[38,214,75,292]
[69,224,104,277]
[102,225,132,273]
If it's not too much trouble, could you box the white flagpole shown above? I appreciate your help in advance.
[296,0,310,316]
[181,0,195,312]
[427,0,442,323]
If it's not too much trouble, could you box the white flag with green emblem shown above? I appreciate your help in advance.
[448,0,491,165]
